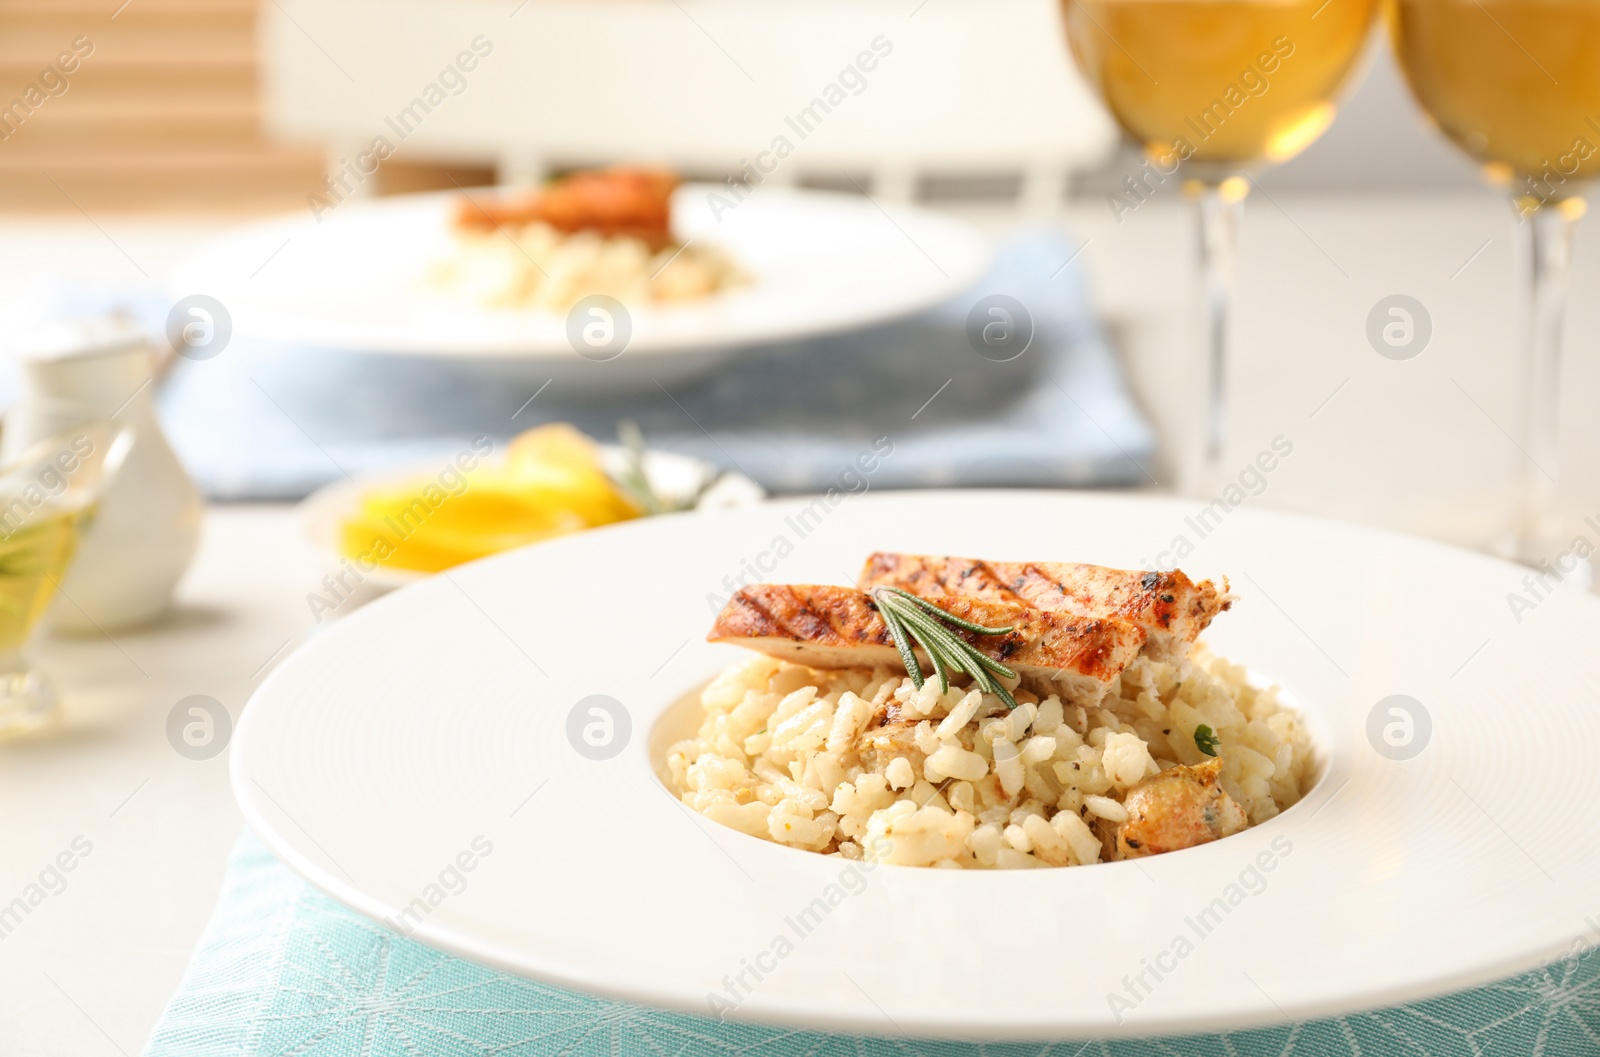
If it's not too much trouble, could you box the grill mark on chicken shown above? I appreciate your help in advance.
[858,553,1230,660]
[709,584,1147,708]
[1018,562,1068,600]
[791,594,840,642]
[970,560,1025,601]
[728,590,785,637]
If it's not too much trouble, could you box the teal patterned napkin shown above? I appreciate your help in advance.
[144,831,1600,1057]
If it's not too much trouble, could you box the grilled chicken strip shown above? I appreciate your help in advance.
[1113,758,1246,859]
[709,584,1146,709]
[857,553,1230,661]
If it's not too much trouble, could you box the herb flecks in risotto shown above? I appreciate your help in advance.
[665,553,1312,869]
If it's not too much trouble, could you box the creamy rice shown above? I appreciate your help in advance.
[427,222,742,310]
[665,646,1312,868]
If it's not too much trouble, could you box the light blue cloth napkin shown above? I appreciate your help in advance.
[150,231,1154,499]
[144,830,1600,1056]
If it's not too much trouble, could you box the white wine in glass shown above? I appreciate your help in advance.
[1392,0,1600,566]
[1061,0,1377,492]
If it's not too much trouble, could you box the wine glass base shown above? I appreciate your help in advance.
[0,662,58,740]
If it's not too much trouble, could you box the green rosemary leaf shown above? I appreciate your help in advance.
[938,625,1015,676]
[878,604,925,689]
[954,657,1015,711]
[896,610,953,694]
[920,632,960,695]
[613,419,663,515]
[883,587,1015,636]
[889,603,957,692]
[968,649,1019,683]
[870,586,1022,710]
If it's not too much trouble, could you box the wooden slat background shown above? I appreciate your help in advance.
[0,0,478,212]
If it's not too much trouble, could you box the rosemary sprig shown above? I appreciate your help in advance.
[870,586,1021,710]
[612,419,721,515]
[615,420,665,515]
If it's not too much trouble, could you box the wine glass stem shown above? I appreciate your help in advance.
[1181,179,1246,496]
[1513,198,1581,565]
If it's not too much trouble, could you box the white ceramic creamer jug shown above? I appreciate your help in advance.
[3,320,202,632]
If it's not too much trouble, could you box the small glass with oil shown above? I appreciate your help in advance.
[0,417,129,738]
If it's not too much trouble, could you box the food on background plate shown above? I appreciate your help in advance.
[428,167,743,310]
[665,554,1311,869]
[455,168,678,250]
[337,424,643,574]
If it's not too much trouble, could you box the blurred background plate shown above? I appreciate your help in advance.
[168,186,994,374]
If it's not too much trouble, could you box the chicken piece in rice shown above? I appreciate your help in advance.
[1113,757,1247,858]
[665,646,1311,869]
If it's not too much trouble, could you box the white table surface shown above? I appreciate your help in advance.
[0,506,322,1057]
[2,190,1597,1053]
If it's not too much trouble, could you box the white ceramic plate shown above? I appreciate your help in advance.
[297,445,765,590]
[170,186,991,376]
[232,491,1600,1040]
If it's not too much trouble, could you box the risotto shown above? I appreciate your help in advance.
[665,645,1312,869]
[427,224,743,311]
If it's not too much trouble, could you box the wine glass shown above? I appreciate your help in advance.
[1390,0,1600,567]
[1060,0,1378,493]
[0,416,131,738]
